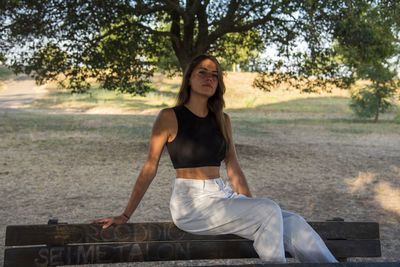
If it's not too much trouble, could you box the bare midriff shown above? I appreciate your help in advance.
[175,166,220,180]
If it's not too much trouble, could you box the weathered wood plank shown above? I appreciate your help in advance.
[209,263,399,267]
[325,240,381,257]
[5,221,380,246]
[309,222,379,240]
[4,241,255,266]
[4,239,382,267]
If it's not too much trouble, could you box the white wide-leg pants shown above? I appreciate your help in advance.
[169,178,338,264]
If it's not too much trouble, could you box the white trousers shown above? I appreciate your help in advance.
[169,178,338,264]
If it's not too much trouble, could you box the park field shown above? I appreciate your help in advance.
[0,73,400,265]
[29,72,356,116]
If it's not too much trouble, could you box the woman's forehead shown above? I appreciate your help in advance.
[195,59,218,72]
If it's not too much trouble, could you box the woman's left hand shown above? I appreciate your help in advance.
[91,215,128,229]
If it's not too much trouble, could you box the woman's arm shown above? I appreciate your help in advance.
[92,109,174,228]
[224,114,252,197]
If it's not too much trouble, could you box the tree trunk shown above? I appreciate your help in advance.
[374,99,380,122]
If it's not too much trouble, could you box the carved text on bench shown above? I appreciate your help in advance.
[34,243,191,266]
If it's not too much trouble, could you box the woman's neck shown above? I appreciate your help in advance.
[185,96,209,117]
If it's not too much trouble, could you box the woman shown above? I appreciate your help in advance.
[93,55,338,263]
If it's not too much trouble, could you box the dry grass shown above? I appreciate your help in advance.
[29,72,361,120]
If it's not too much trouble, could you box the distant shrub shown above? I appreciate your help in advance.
[350,84,395,121]
[394,111,400,124]
[0,66,14,81]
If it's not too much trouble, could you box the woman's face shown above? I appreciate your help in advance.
[189,59,219,98]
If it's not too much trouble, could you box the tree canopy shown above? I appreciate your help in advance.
[0,0,399,95]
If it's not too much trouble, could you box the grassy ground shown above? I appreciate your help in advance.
[1,111,400,265]
[0,66,14,91]
[30,72,400,121]
[29,72,357,116]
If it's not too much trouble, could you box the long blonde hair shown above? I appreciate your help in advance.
[176,55,230,151]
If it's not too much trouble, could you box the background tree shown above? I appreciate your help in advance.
[1,0,342,94]
[253,1,399,99]
[333,0,399,121]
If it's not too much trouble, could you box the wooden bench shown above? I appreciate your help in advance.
[3,218,397,267]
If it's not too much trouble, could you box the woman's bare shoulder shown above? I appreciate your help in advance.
[153,107,177,128]
[158,107,175,120]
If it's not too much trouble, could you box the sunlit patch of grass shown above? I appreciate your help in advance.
[33,81,177,111]
[221,72,353,115]
[30,72,399,121]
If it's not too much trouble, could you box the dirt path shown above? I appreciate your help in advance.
[0,78,48,112]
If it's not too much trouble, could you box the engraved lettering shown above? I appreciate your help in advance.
[66,247,71,264]
[87,224,101,242]
[100,227,115,241]
[167,224,186,240]
[174,242,191,260]
[133,224,147,241]
[34,248,49,267]
[95,245,108,262]
[148,223,162,241]
[162,224,167,240]
[73,225,84,243]
[77,245,95,264]
[157,243,173,260]
[116,245,125,261]
[128,244,144,261]
[50,247,65,265]
[115,224,131,241]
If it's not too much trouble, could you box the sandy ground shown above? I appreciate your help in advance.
[0,78,48,112]
[1,80,399,266]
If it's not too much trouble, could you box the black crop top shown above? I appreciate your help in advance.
[166,105,226,169]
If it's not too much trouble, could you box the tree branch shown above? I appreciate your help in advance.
[194,1,210,52]
[159,0,185,16]
[208,2,281,46]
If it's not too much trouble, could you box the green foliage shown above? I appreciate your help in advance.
[0,66,13,80]
[253,48,354,93]
[253,1,354,92]
[0,0,348,94]
[212,30,265,72]
[254,0,400,99]
[332,1,400,121]
[394,112,400,124]
[350,85,394,120]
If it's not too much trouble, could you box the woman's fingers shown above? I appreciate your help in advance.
[91,217,111,224]
[102,220,114,229]
[90,215,128,229]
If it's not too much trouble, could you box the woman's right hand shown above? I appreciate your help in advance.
[91,215,129,229]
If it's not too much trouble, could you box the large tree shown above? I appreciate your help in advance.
[1,0,398,97]
[0,0,343,94]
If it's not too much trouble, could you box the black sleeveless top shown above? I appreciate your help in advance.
[166,105,226,169]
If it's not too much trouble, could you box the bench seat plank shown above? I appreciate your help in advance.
[4,221,384,267]
[5,221,380,246]
[4,239,381,266]
[209,264,399,267]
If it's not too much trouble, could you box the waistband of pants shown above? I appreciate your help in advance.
[174,177,225,190]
